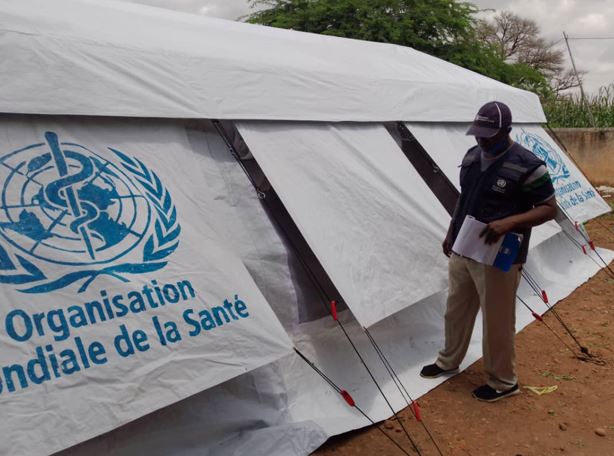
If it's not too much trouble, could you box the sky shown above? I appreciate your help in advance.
[120,0,614,95]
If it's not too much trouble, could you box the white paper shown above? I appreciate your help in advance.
[452,216,503,264]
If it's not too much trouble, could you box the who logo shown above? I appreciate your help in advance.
[0,131,180,294]
[516,130,571,183]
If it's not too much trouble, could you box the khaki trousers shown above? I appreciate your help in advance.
[436,254,522,391]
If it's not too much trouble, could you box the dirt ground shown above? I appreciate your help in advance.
[314,207,614,456]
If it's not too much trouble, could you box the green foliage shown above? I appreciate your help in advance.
[247,0,542,90]
[247,0,609,105]
[248,0,478,55]
[446,46,551,94]
[543,85,614,128]
[498,63,551,96]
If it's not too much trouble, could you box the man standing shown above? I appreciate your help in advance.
[420,101,557,402]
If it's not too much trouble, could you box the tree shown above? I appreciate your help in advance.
[476,11,581,94]
[248,0,478,58]
[246,0,548,91]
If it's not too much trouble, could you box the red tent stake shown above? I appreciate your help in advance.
[412,401,422,422]
[340,390,355,407]
[532,311,544,322]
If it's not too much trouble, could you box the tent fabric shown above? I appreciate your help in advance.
[513,125,611,223]
[0,0,545,123]
[0,1,610,453]
[185,124,328,330]
[406,122,610,224]
[236,121,450,328]
[405,122,564,248]
[57,120,614,456]
[0,116,292,456]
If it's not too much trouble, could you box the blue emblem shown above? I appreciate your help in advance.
[516,129,571,183]
[0,131,180,293]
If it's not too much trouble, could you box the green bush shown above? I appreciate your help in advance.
[247,0,548,91]
[543,85,614,128]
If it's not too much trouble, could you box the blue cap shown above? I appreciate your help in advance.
[466,101,512,138]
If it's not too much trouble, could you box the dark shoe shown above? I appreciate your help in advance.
[420,363,459,378]
[472,384,520,402]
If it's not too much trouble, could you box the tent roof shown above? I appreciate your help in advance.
[0,0,546,123]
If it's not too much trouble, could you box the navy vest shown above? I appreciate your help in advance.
[452,142,546,264]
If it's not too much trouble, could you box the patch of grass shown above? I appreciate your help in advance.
[544,84,614,128]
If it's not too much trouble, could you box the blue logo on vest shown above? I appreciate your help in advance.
[0,132,180,293]
[516,130,571,183]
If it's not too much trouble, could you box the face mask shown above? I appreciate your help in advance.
[484,138,509,155]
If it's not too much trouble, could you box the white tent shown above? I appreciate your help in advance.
[1,0,545,122]
[0,1,612,455]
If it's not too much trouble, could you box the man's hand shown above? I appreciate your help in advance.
[442,235,453,257]
[478,198,558,245]
[479,218,516,245]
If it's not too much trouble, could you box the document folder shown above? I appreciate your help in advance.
[452,215,522,271]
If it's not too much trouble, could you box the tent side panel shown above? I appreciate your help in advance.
[386,122,459,215]
[187,123,343,324]
[0,116,291,456]
[513,125,611,223]
[236,121,450,328]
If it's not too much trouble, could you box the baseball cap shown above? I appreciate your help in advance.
[465,101,512,138]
